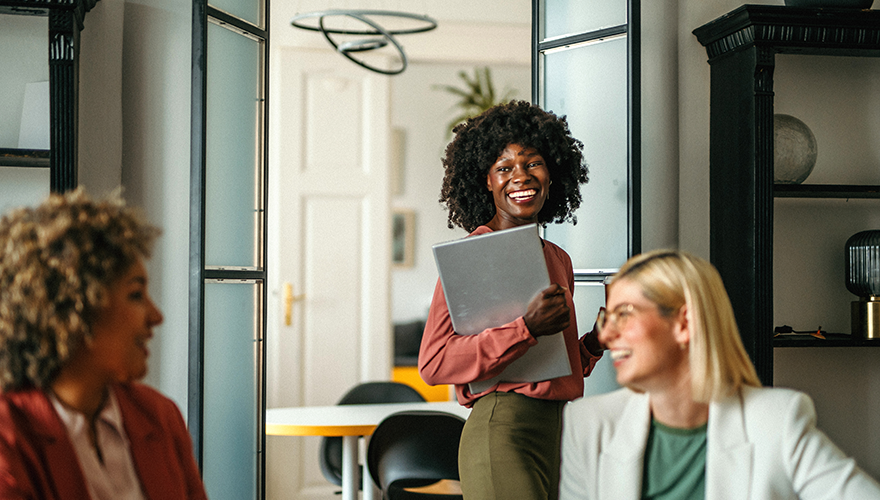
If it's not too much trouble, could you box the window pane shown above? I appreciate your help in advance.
[0,14,48,149]
[0,167,49,213]
[542,37,629,271]
[572,282,620,397]
[203,281,260,500]
[206,23,262,268]
[209,0,261,27]
[542,0,626,40]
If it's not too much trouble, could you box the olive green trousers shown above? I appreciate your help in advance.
[459,392,565,500]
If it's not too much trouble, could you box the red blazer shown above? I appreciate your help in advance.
[0,383,207,500]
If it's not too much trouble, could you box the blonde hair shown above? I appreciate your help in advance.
[0,188,160,390]
[609,250,761,402]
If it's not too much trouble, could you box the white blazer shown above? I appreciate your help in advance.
[559,386,880,500]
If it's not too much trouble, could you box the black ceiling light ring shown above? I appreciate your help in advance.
[290,9,437,75]
[291,10,437,35]
[318,12,407,75]
[338,38,389,53]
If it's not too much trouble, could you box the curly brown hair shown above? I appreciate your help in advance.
[439,100,588,232]
[0,188,160,390]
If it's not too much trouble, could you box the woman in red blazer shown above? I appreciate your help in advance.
[0,188,207,500]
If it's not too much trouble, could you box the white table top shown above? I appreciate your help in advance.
[266,401,470,437]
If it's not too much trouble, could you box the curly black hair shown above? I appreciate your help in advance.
[0,188,160,390]
[439,100,588,232]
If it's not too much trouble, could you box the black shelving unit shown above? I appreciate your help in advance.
[0,148,50,168]
[1,0,99,192]
[773,335,880,348]
[694,5,880,385]
[774,184,880,198]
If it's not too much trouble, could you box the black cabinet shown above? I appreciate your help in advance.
[694,5,880,384]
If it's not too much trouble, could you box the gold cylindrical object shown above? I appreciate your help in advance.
[852,296,880,339]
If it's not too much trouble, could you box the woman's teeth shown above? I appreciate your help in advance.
[610,349,632,361]
[510,189,536,200]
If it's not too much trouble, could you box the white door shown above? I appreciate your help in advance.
[266,47,393,499]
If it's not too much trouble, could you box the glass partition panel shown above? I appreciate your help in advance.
[541,0,626,41]
[0,167,49,213]
[0,14,48,149]
[209,0,261,27]
[203,280,260,500]
[542,37,628,271]
[206,22,262,269]
[572,282,620,397]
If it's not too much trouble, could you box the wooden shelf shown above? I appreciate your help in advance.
[775,184,880,199]
[773,333,880,347]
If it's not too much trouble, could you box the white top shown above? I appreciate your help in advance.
[51,391,145,500]
[266,401,470,436]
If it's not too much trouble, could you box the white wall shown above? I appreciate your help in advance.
[78,0,124,197]
[677,0,880,479]
[79,0,193,411]
[119,0,193,411]
[640,0,680,253]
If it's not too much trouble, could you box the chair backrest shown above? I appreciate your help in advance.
[366,410,465,495]
[320,382,426,486]
[337,381,426,406]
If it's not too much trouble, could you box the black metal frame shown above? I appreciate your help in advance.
[189,1,269,498]
[531,0,642,275]
[694,5,880,385]
[0,0,98,192]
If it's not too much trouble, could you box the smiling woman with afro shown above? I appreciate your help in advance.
[439,99,589,232]
[419,100,603,500]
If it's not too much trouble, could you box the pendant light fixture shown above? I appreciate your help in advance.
[290,9,437,75]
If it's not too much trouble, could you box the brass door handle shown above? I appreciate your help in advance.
[282,282,305,326]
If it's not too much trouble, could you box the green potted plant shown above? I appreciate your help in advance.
[434,67,517,135]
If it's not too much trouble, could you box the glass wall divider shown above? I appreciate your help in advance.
[533,0,640,397]
[190,0,268,498]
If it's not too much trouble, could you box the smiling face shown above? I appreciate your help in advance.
[85,258,163,384]
[599,278,690,393]
[484,144,551,230]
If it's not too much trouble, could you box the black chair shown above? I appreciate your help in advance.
[320,382,426,490]
[367,411,465,500]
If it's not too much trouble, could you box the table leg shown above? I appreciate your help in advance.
[363,436,379,500]
[341,435,358,500]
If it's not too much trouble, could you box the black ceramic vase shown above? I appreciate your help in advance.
[846,230,880,339]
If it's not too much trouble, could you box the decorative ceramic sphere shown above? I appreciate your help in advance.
[774,114,818,184]
[784,0,875,7]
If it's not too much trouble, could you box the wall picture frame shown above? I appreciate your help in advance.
[392,209,415,267]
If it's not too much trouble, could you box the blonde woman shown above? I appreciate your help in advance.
[559,250,880,500]
[0,189,206,499]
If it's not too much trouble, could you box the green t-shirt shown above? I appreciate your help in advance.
[641,419,707,500]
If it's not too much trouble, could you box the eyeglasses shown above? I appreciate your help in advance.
[596,303,638,333]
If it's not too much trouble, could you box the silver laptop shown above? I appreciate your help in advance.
[432,224,571,393]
